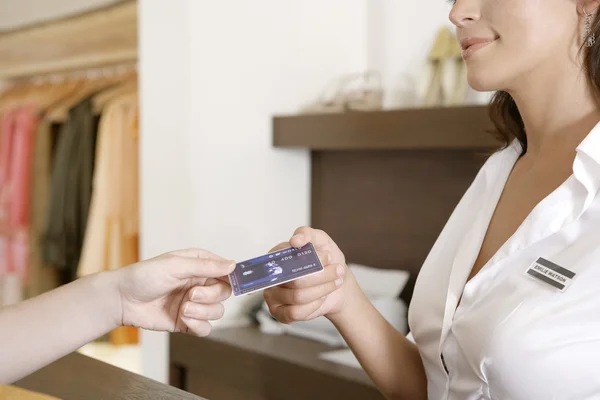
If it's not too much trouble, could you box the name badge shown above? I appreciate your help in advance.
[526,257,575,292]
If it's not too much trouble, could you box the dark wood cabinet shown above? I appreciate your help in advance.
[170,327,384,400]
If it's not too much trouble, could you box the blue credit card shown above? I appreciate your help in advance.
[229,242,324,296]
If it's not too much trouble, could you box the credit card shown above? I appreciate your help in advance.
[229,242,324,296]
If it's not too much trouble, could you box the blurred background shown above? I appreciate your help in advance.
[0,1,496,399]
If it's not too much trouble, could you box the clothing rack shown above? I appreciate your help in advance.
[14,63,138,84]
[0,2,141,347]
[0,0,137,80]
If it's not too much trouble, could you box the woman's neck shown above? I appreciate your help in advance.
[508,64,600,161]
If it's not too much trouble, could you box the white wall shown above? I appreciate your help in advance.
[139,0,368,384]
[367,0,454,108]
[367,0,492,107]
[138,0,193,383]
[0,0,123,31]
[188,0,368,322]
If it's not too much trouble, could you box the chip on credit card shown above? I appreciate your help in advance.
[229,242,324,296]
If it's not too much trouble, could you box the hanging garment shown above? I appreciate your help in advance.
[78,93,139,278]
[78,92,139,345]
[42,98,97,283]
[26,121,59,298]
[0,108,38,305]
[0,111,15,278]
[0,112,8,305]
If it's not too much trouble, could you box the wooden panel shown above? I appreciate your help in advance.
[311,149,488,305]
[170,328,384,400]
[0,1,137,79]
[16,353,205,400]
[273,106,499,150]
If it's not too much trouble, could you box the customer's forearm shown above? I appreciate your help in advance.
[328,279,427,400]
[0,271,121,383]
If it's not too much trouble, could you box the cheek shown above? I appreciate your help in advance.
[464,38,527,91]
[465,0,572,91]
[465,26,570,91]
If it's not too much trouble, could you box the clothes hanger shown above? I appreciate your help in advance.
[0,83,32,113]
[45,70,134,122]
[44,77,105,122]
[0,83,22,104]
[15,79,78,113]
[0,74,79,114]
[92,74,138,114]
[34,78,82,112]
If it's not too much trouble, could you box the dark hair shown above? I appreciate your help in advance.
[488,14,600,155]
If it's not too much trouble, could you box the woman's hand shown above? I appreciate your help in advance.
[264,227,359,324]
[115,248,236,336]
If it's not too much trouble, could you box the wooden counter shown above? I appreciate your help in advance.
[170,326,385,400]
[15,352,204,400]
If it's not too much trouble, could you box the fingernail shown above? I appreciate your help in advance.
[183,303,191,317]
[191,289,200,301]
[335,278,343,287]
[336,265,345,277]
[291,234,303,242]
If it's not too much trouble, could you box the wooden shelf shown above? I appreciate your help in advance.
[273,105,500,150]
[0,1,137,79]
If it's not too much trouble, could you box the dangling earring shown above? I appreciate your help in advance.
[584,9,596,48]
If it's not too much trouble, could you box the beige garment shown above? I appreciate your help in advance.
[77,93,139,278]
[26,121,59,298]
[0,385,60,400]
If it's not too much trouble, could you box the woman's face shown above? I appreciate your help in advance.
[449,0,581,92]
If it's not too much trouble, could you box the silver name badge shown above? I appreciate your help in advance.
[525,257,575,292]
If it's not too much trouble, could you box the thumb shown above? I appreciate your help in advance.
[169,255,236,279]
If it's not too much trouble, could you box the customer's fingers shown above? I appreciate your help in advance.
[180,318,212,337]
[188,282,232,304]
[182,302,225,321]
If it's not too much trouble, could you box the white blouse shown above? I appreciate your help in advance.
[408,123,600,400]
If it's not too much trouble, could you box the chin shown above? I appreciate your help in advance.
[466,68,503,93]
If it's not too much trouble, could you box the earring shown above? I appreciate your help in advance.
[584,9,596,48]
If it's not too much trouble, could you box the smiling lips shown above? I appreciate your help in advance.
[460,37,496,60]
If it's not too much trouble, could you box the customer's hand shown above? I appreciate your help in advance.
[264,227,358,324]
[115,249,235,336]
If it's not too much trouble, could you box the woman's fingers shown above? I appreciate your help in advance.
[282,263,344,289]
[269,242,292,253]
[289,227,332,249]
[270,299,325,324]
[288,227,346,265]
[268,280,340,305]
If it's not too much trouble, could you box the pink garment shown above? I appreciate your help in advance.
[0,108,38,281]
[0,111,17,278]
